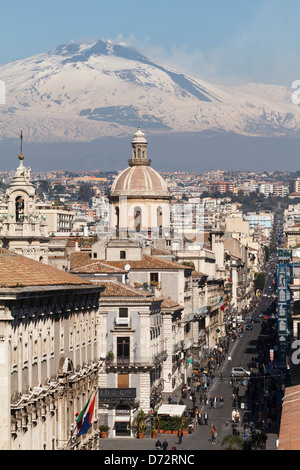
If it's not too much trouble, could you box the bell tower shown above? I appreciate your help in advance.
[0,133,49,262]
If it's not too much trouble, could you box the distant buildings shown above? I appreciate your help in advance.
[0,129,277,449]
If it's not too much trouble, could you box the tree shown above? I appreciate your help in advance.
[254,273,266,292]
[180,261,195,270]
[221,434,244,450]
[77,184,94,201]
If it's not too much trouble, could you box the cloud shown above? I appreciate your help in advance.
[122,0,300,87]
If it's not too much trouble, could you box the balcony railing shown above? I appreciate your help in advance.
[114,317,131,328]
[107,350,168,368]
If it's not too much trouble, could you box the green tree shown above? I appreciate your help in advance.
[77,184,94,201]
[221,434,244,450]
[254,273,266,292]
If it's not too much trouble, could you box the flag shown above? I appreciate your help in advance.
[75,395,91,429]
[218,296,225,311]
[78,392,97,436]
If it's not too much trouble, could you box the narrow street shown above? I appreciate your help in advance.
[99,282,280,451]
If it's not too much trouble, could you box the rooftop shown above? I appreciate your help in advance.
[0,248,91,288]
[70,253,190,272]
[278,384,300,450]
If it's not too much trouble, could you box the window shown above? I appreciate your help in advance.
[15,196,24,222]
[119,308,128,318]
[117,337,130,364]
[134,208,141,232]
[120,251,126,259]
[93,253,97,258]
[118,374,129,388]
[150,272,159,286]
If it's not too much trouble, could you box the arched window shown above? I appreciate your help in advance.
[157,207,163,234]
[115,207,120,231]
[134,207,141,232]
[15,196,24,222]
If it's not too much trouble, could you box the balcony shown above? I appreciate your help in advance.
[114,317,131,328]
[194,306,209,317]
[106,350,167,369]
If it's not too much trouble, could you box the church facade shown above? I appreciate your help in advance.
[0,145,49,262]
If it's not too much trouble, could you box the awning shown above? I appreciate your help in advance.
[157,404,186,417]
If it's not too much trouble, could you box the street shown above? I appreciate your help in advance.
[99,288,280,451]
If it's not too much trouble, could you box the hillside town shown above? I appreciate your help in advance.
[0,128,300,450]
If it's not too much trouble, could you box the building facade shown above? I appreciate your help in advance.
[0,248,103,450]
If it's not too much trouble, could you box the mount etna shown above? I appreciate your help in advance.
[0,39,299,172]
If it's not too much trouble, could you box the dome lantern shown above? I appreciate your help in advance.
[128,126,151,167]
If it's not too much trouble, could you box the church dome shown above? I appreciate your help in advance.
[110,165,170,198]
[109,128,170,199]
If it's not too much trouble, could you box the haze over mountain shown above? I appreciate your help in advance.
[1,39,300,172]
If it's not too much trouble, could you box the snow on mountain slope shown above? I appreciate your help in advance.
[0,39,299,143]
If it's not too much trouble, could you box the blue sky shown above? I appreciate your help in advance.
[0,0,299,85]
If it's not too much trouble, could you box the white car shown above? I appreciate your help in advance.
[231,367,251,377]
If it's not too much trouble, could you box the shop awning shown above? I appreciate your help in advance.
[157,404,186,417]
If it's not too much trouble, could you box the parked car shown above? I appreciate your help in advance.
[245,324,253,330]
[231,367,251,377]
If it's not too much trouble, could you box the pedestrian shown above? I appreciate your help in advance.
[228,355,232,363]
[198,411,202,425]
[177,428,183,444]
[214,426,218,443]
[155,439,162,450]
[204,412,208,425]
[219,396,224,408]
[211,426,215,444]
[172,444,177,450]
[162,439,168,450]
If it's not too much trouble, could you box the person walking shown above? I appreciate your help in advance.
[155,439,162,450]
[211,426,215,444]
[219,396,224,408]
[204,412,208,425]
[177,428,183,444]
[162,439,168,451]
[214,426,218,443]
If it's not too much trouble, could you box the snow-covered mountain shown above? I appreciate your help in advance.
[0,39,299,144]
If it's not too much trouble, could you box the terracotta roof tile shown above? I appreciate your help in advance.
[95,279,154,298]
[70,253,188,272]
[160,297,183,310]
[71,261,126,274]
[102,255,188,271]
[70,252,92,269]
[0,249,91,288]
[191,270,208,277]
[278,384,300,450]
